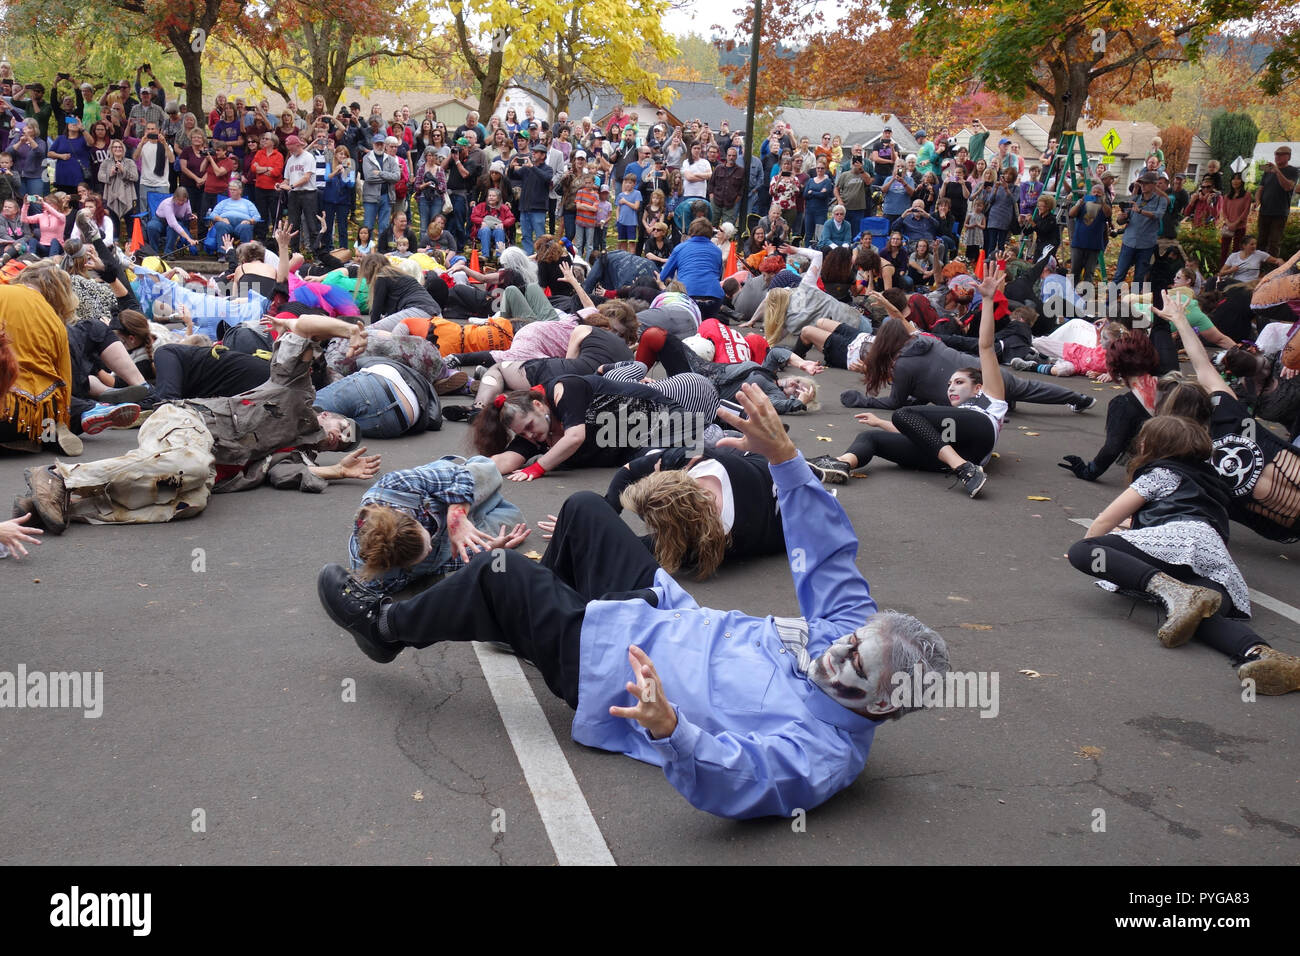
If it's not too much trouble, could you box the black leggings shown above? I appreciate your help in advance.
[1067,535,1263,663]
[846,405,995,471]
[384,491,659,707]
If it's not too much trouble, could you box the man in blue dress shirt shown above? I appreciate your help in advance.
[317,384,950,819]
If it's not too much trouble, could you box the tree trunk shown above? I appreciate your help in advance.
[168,26,205,118]
[477,47,506,119]
[1047,67,1090,140]
[555,91,570,116]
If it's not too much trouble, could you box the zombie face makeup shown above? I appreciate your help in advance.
[809,623,895,716]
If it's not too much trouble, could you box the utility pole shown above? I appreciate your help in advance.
[737,0,762,232]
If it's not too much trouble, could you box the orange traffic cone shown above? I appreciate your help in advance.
[129,217,145,254]
[974,249,986,280]
[468,247,482,283]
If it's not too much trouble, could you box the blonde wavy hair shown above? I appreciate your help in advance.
[13,261,80,325]
[620,469,729,580]
[762,286,792,346]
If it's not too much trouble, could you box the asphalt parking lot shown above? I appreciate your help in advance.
[2,364,1297,865]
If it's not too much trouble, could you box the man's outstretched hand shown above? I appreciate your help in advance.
[716,382,798,465]
[609,645,677,740]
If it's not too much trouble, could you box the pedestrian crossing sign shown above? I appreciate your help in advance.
[1100,128,1122,154]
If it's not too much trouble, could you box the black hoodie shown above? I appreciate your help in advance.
[841,333,970,409]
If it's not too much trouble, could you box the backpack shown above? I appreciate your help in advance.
[394,157,410,202]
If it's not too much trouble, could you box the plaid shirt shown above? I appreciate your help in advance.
[348,461,476,588]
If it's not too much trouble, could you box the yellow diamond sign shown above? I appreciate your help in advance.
[1101,128,1122,154]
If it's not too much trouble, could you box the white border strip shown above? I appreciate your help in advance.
[1069,517,1300,624]
[472,642,616,866]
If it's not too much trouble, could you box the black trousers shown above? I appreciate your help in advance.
[286,190,320,252]
[1067,535,1263,663]
[385,492,660,707]
[254,187,278,239]
[847,405,994,471]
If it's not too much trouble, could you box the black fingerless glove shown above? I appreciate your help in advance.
[1058,455,1098,481]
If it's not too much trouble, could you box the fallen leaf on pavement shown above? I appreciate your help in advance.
[1027,495,1051,501]
[1025,431,1040,436]
[959,623,993,631]
[946,595,971,602]
[1077,745,1103,759]
[815,436,832,442]
[1018,669,1041,678]
[413,791,424,801]
[524,550,543,561]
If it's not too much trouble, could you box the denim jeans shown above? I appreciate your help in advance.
[448,192,470,249]
[520,211,547,254]
[417,195,442,237]
[363,194,392,235]
[323,201,351,250]
[314,371,410,439]
[575,224,596,258]
[146,216,195,255]
[23,178,46,198]
[478,224,507,253]
[563,209,576,240]
[1111,243,1156,284]
[205,219,253,252]
[845,208,865,238]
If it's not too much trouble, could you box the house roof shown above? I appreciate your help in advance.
[1253,141,1300,163]
[1015,112,1208,159]
[774,108,919,154]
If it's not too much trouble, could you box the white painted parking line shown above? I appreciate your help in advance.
[472,642,616,866]
[1068,517,1300,625]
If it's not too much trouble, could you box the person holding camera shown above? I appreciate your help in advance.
[507,142,553,255]
[127,85,165,141]
[11,83,52,142]
[1110,171,1168,284]
[1256,146,1297,257]
[97,138,138,224]
[445,131,484,249]
[133,121,174,213]
[12,119,48,198]
[199,141,237,237]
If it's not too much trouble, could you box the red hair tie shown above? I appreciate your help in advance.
[530,384,546,396]
[493,394,508,409]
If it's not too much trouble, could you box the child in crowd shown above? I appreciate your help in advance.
[354,225,375,256]
[594,185,612,253]
[616,174,641,254]
[574,174,601,260]
[23,191,70,257]
[961,199,986,261]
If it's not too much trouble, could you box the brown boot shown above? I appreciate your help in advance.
[1237,648,1300,696]
[12,495,44,529]
[25,466,68,535]
[1144,572,1221,648]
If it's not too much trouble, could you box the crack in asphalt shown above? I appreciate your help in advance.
[389,648,508,865]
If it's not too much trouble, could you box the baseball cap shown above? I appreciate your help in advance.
[882,126,892,132]
[916,129,927,138]
[573,150,587,159]
[998,137,1012,145]
[284,134,303,148]
[1137,171,1159,184]
[599,185,610,194]
[529,142,547,154]
[372,133,387,144]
